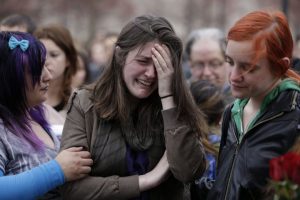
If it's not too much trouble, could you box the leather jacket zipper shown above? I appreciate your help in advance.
[247,112,284,133]
[223,142,239,199]
[248,91,297,133]
[222,111,285,200]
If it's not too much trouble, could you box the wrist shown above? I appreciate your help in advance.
[139,172,157,192]
[138,174,149,192]
[160,94,173,99]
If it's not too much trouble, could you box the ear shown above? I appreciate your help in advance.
[281,57,290,67]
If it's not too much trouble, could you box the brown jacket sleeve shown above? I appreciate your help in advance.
[162,108,206,182]
[59,90,140,200]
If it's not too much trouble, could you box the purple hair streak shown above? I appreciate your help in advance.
[0,32,50,150]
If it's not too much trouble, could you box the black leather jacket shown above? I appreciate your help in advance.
[207,90,300,200]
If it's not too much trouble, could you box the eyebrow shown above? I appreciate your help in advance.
[135,54,152,60]
[225,55,251,65]
[49,49,62,53]
[238,61,252,65]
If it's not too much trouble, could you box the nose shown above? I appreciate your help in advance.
[145,64,156,78]
[41,66,52,82]
[44,56,50,68]
[202,65,213,77]
[229,66,243,83]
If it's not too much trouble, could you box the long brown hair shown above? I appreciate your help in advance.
[228,10,300,82]
[90,15,214,153]
[34,24,78,106]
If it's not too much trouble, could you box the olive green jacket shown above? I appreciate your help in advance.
[60,89,206,200]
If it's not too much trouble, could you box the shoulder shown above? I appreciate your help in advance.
[43,103,65,125]
[66,88,94,114]
[282,90,300,110]
[223,103,233,119]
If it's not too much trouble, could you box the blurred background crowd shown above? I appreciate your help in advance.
[1,0,300,46]
[1,0,299,85]
[0,0,300,42]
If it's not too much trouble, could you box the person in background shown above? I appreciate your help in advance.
[103,32,118,64]
[292,33,300,73]
[185,28,234,105]
[0,13,36,33]
[207,10,300,199]
[293,34,300,60]
[87,34,107,83]
[72,41,90,89]
[0,31,92,200]
[34,24,78,120]
[190,80,225,148]
[87,32,118,83]
[189,80,225,199]
[59,15,212,200]
[0,15,67,136]
[34,24,78,139]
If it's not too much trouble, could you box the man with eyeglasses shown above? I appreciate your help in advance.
[185,28,234,105]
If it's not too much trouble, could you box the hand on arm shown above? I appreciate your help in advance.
[60,91,140,199]
[55,147,93,182]
[138,151,170,192]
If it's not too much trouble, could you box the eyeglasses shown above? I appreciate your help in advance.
[191,59,224,70]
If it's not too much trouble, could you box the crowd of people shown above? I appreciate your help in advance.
[0,9,299,200]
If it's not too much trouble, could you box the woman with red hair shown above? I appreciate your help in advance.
[207,10,300,199]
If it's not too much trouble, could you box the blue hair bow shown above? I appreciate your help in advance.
[8,36,29,52]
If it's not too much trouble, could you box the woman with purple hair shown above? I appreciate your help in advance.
[0,31,93,199]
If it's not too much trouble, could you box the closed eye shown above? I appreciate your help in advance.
[239,62,254,72]
[136,59,151,65]
[225,56,234,66]
[49,52,59,58]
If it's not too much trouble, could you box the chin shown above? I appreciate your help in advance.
[136,94,150,99]
[231,91,245,99]
[38,98,47,105]
[134,92,152,99]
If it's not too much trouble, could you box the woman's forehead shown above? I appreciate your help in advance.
[134,41,158,57]
[226,40,256,60]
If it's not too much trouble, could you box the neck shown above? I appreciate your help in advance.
[46,78,64,107]
[250,79,281,108]
[128,95,141,111]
